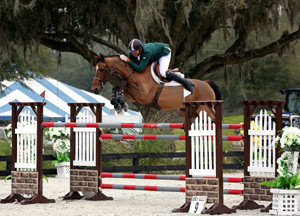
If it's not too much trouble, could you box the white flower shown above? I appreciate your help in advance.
[277,157,282,164]
[279,127,300,149]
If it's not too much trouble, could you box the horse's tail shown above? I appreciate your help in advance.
[205,80,222,100]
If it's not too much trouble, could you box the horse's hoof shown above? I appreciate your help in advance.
[122,103,129,112]
[116,108,123,115]
[114,104,123,114]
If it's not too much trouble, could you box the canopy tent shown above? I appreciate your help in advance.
[0,75,142,124]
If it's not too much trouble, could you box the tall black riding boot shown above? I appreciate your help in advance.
[166,70,194,94]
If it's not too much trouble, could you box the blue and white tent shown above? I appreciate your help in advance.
[0,76,142,123]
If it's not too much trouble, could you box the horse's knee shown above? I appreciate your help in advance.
[117,96,125,106]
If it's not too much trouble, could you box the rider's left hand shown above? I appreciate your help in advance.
[120,54,129,62]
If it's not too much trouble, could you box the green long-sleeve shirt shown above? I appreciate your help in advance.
[128,42,171,72]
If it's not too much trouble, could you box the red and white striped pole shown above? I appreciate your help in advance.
[100,184,243,194]
[100,134,243,141]
[42,122,185,129]
[100,173,243,183]
[42,122,244,130]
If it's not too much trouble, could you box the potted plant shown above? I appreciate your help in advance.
[260,126,300,215]
[45,127,70,178]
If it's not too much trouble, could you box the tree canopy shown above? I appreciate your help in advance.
[1,0,300,81]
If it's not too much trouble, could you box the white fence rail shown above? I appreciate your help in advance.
[189,109,277,177]
[73,110,96,167]
[189,110,216,177]
[15,110,37,171]
[247,109,276,176]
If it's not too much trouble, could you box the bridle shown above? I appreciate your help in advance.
[93,55,138,88]
[93,57,120,88]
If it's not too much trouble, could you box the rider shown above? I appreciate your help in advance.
[119,39,194,93]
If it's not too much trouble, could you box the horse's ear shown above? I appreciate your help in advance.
[99,53,105,61]
[94,53,105,63]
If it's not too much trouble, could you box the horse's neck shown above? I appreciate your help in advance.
[110,60,154,88]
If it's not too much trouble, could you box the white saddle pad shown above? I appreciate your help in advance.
[150,62,184,86]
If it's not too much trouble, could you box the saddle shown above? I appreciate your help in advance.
[151,62,184,86]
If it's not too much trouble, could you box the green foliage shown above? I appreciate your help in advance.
[204,53,299,116]
[0,46,56,90]
[46,127,70,165]
[51,52,95,92]
[0,140,11,177]
[4,175,11,182]
[51,152,70,166]
[0,140,11,155]
[260,172,300,190]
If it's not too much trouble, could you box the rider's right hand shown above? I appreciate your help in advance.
[120,54,129,62]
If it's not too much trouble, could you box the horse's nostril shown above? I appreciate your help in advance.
[94,88,99,94]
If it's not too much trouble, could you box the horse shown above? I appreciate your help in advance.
[92,53,221,119]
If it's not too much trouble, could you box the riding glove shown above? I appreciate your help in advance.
[120,54,129,62]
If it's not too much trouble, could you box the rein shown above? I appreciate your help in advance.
[95,56,139,87]
[124,63,139,87]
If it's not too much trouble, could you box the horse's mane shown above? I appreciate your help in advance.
[103,54,120,58]
[96,54,120,63]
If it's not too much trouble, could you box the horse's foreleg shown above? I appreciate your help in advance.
[111,87,122,114]
[110,88,117,105]
[117,81,129,112]
[117,89,125,106]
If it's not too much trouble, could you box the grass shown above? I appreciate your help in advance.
[222,115,244,151]
[0,140,11,172]
[0,140,11,155]
[223,115,244,124]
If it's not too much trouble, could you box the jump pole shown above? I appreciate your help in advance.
[100,134,243,141]
[100,184,243,194]
[42,122,243,129]
[101,172,244,183]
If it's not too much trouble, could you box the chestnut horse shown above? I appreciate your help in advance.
[92,54,221,119]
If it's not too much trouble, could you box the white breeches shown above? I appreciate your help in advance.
[158,52,171,78]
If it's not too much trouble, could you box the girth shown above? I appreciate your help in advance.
[145,83,164,111]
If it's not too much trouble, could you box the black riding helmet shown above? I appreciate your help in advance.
[128,39,143,53]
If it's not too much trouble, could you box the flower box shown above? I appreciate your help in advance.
[270,188,300,215]
[55,162,70,178]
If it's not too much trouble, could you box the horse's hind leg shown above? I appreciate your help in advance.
[178,107,200,119]
[196,105,215,122]
[178,108,185,118]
